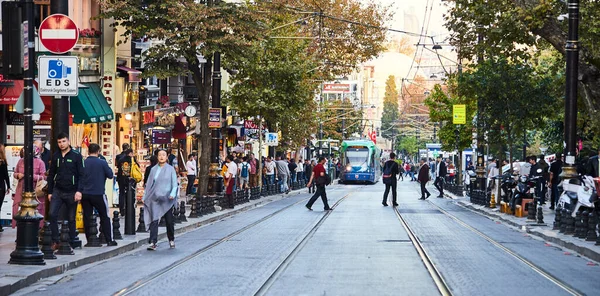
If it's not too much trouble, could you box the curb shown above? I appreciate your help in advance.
[0,190,305,296]
[454,199,600,263]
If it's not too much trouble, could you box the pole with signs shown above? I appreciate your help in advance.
[208,52,223,195]
[9,0,45,266]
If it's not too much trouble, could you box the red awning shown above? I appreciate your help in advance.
[0,80,23,105]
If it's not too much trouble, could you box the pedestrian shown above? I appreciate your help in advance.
[185,154,196,195]
[275,156,290,194]
[115,143,130,165]
[288,158,298,183]
[117,149,138,216]
[520,156,532,176]
[305,157,332,211]
[143,155,158,187]
[418,158,431,200]
[297,157,304,182]
[305,160,314,193]
[549,153,563,210]
[447,161,456,184]
[34,140,51,171]
[11,146,46,229]
[381,153,400,207]
[81,143,117,246]
[239,156,250,190]
[410,163,417,181]
[397,159,404,181]
[47,133,85,250]
[224,155,238,208]
[404,162,410,178]
[264,156,276,186]
[0,144,11,232]
[141,149,178,250]
[434,156,447,197]
[248,153,258,187]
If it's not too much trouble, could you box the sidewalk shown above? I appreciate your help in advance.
[0,189,307,296]
[444,189,600,263]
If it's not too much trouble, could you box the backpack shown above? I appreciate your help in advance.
[241,163,249,178]
[382,161,394,184]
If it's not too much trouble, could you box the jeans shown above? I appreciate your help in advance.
[434,177,445,196]
[551,183,559,208]
[279,174,289,192]
[81,194,112,242]
[420,182,431,198]
[266,174,275,186]
[49,188,78,243]
[383,181,398,205]
[148,206,175,244]
[186,175,196,195]
[306,186,330,209]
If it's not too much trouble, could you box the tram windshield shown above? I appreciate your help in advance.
[345,148,370,171]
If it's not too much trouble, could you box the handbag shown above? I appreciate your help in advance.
[35,175,47,198]
[131,160,143,183]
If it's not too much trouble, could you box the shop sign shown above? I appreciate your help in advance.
[322,83,351,93]
[142,110,155,130]
[101,74,115,167]
[152,130,171,144]
[33,128,51,142]
[244,120,266,140]
[7,112,51,125]
[209,108,221,129]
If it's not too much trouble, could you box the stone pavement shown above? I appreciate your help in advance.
[442,188,600,263]
[0,189,307,296]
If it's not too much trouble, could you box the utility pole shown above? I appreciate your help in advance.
[475,29,486,191]
[9,0,45,265]
[50,0,70,155]
[561,0,580,181]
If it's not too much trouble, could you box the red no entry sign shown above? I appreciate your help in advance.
[39,14,79,54]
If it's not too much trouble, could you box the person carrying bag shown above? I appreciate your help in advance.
[381,153,400,207]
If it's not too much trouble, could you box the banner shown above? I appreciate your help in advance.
[453,104,466,124]
[209,108,221,128]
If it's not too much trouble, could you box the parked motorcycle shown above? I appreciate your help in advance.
[510,174,541,212]
[558,175,599,216]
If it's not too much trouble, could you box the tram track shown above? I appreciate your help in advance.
[409,185,583,296]
[114,188,353,296]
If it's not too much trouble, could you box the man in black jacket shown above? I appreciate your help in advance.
[586,148,600,178]
[434,156,447,198]
[48,133,85,249]
[117,149,138,216]
[382,153,400,207]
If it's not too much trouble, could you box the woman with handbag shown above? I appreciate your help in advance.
[12,147,47,228]
[0,144,11,232]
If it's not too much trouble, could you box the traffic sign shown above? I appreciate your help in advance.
[265,132,279,146]
[453,104,466,124]
[38,56,78,96]
[39,14,79,54]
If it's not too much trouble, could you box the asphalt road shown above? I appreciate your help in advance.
[16,181,600,296]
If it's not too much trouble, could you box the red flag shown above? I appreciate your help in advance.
[82,134,90,147]
[369,131,377,144]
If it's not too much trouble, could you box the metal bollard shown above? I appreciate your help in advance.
[137,207,147,233]
[56,221,74,255]
[84,215,102,247]
[180,201,187,222]
[559,208,568,233]
[189,197,199,218]
[565,209,575,235]
[40,222,57,259]
[580,210,589,239]
[173,206,182,224]
[586,211,597,241]
[536,204,544,224]
[112,211,123,240]
[527,202,536,220]
[553,207,561,230]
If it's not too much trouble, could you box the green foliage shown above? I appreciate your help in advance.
[381,75,399,140]
[396,136,419,157]
[317,99,363,142]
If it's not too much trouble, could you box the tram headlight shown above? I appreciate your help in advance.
[346,165,352,172]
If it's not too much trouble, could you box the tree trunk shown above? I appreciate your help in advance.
[189,55,213,197]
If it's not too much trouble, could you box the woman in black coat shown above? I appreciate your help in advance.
[0,144,11,232]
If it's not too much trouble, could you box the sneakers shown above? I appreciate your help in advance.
[324,208,333,211]
[147,243,157,251]
[106,241,118,247]
[305,205,313,211]
[169,241,175,249]
[382,202,388,207]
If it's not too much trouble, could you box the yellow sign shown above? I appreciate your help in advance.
[453,104,466,124]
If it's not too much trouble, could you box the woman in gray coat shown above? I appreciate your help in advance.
[141,149,178,250]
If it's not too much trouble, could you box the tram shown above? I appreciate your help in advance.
[338,140,382,184]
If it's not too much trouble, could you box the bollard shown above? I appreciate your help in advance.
[98,227,106,244]
[553,207,561,230]
[586,211,597,241]
[244,189,250,203]
[565,209,575,235]
[180,201,187,222]
[489,193,496,208]
[536,204,544,224]
[580,210,590,239]
[40,222,57,260]
[136,207,147,233]
[56,221,74,255]
[573,210,583,237]
[596,217,600,246]
[198,196,206,216]
[188,197,199,218]
[112,211,123,240]
[84,215,102,247]
[559,208,568,233]
[174,206,182,224]
[527,202,536,220]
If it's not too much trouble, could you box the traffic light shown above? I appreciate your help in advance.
[1,1,24,79]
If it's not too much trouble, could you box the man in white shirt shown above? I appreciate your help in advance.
[265,156,276,186]
[224,155,238,208]
[185,154,196,195]
[297,157,304,182]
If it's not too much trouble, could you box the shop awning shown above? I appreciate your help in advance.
[70,83,114,124]
[0,80,22,105]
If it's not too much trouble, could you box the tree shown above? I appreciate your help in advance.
[444,0,600,127]
[381,75,399,140]
[99,0,264,196]
[317,99,363,142]
[396,136,419,159]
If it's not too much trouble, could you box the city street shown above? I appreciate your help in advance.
[12,180,600,296]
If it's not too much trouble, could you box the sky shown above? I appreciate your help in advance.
[376,0,451,44]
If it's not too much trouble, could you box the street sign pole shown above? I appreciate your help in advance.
[9,0,45,266]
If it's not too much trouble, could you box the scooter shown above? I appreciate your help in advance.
[510,174,540,212]
[559,175,599,216]
[498,172,518,203]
